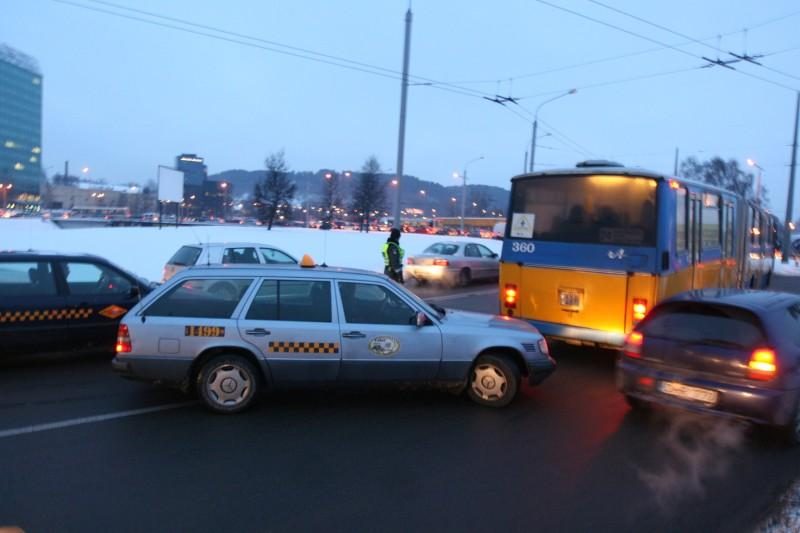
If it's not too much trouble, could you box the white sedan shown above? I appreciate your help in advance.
[405,241,499,286]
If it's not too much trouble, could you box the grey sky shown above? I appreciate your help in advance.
[3,0,800,211]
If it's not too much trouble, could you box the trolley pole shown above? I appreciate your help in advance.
[784,91,800,263]
[392,7,412,231]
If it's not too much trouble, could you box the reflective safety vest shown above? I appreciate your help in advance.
[381,241,405,266]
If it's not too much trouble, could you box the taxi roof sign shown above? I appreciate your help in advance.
[300,254,316,268]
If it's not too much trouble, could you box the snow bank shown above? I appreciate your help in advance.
[0,219,501,282]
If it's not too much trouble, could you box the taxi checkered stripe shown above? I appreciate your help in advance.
[0,308,94,323]
[269,341,340,354]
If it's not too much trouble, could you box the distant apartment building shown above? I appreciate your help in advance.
[0,43,43,211]
[176,153,207,218]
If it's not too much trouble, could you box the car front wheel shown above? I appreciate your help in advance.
[197,355,260,414]
[467,354,520,407]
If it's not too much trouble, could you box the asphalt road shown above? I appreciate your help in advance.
[2,278,800,532]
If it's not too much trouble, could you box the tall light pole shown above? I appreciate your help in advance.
[392,7,413,230]
[746,158,764,205]
[785,91,800,263]
[455,156,484,234]
[529,89,577,173]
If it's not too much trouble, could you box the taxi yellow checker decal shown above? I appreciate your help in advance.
[0,308,93,323]
[269,341,339,354]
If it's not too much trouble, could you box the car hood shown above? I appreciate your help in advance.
[442,309,538,334]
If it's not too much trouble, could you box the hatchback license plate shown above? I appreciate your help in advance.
[659,381,718,404]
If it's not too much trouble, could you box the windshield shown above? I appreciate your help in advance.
[510,175,657,246]
[423,243,459,255]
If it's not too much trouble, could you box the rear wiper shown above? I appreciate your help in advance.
[690,338,745,349]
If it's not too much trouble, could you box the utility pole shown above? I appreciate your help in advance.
[392,7,412,230]
[528,120,538,173]
[784,91,800,263]
[523,151,528,173]
[673,147,679,176]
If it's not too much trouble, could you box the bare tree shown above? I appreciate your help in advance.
[259,150,296,230]
[351,156,385,232]
[680,156,768,206]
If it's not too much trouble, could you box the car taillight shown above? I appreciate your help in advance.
[433,258,449,266]
[504,284,517,309]
[748,348,777,380]
[116,324,132,353]
[632,298,648,322]
[406,258,414,265]
[623,331,643,358]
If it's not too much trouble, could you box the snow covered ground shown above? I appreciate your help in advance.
[0,219,501,282]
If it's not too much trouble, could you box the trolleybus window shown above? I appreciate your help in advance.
[676,188,688,251]
[511,175,657,246]
[702,193,721,250]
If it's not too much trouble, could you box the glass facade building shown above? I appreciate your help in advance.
[176,154,207,218]
[0,43,43,209]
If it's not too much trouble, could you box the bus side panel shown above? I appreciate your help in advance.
[657,264,694,301]
[516,266,628,336]
[696,249,723,289]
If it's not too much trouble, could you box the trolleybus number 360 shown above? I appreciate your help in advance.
[511,241,536,253]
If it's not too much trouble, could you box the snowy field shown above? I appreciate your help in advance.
[0,219,502,282]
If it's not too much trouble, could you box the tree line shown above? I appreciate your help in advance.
[253,150,386,231]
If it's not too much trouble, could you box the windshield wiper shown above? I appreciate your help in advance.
[429,303,446,318]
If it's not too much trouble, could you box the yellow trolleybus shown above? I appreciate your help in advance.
[499,160,776,348]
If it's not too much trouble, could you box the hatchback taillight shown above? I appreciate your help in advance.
[433,258,449,266]
[748,348,777,380]
[116,324,132,353]
[623,331,643,358]
[406,258,414,265]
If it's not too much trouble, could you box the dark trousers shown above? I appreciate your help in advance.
[384,266,404,284]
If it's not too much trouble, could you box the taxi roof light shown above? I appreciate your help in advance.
[300,254,316,268]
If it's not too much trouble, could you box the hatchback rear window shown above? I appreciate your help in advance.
[168,246,202,266]
[640,303,766,349]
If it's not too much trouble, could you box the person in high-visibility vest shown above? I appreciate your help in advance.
[381,228,405,283]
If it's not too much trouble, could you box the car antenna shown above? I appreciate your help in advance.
[206,233,211,266]
[321,229,328,267]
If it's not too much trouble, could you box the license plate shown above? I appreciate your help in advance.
[558,289,583,310]
[658,381,718,405]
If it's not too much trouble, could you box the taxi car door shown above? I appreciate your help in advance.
[57,260,141,352]
[0,260,67,356]
[237,278,340,383]
[336,280,442,382]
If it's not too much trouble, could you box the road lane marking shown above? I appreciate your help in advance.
[0,401,194,439]
[424,288,498,302]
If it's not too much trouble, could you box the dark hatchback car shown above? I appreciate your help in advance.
[0,251,155,358]
[617,290,800,442]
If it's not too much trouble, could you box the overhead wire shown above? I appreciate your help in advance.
[532,0,796,91]
[588,0,800,83]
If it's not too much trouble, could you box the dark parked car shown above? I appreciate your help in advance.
[0,251,155,359]
[617,290,800,443]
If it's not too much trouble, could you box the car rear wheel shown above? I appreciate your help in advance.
[624,394,651,411]
[467,354,520,407]
[458,268,471,287]
[781,398,800,446]
[197,355,260,414]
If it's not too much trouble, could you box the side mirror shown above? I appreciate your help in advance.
[415,311,429,328]
[129,286,142,299]
[490,252,498,259]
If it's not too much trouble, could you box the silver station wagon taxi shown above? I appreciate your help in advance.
[112,257,555,413]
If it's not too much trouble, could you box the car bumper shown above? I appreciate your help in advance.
[617,358,799,426]
[405,265,454,282]
[526,319,626,348]
[526,356,556,386]
[112,355,192,386]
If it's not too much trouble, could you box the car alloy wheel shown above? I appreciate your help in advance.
[198,355,259,414]
[467,354,520,407]
[471,363,508,401]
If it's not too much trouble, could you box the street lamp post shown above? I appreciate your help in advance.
[456,156,484,234]
[529,89,577,173]
[746,158,764,205]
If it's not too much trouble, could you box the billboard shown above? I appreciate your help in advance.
[158,167,184,202]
